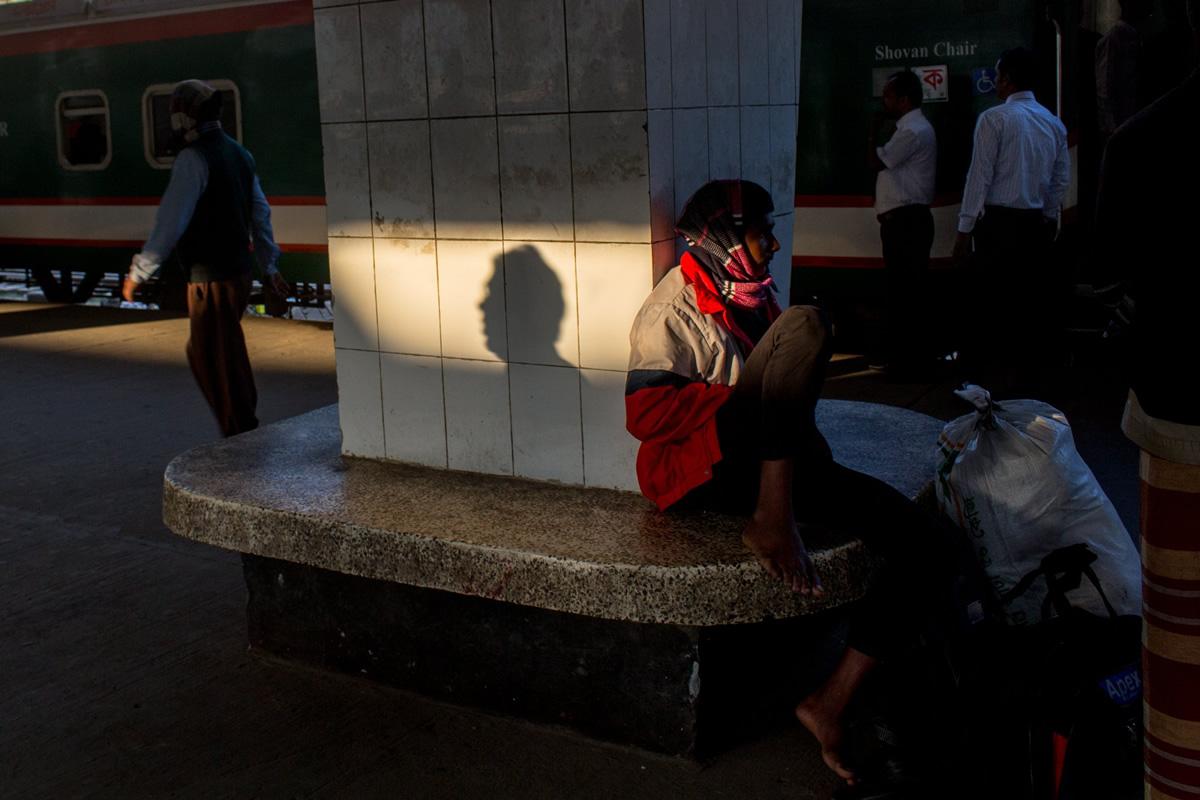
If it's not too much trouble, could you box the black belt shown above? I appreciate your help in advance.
[983,205,1044,219]
[877,204,930,223]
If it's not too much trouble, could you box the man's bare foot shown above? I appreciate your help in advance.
[742,515,824,595]
[796,691,856,784]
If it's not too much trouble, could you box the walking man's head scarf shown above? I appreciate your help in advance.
[675,180,777,311]
[170,80,222,143]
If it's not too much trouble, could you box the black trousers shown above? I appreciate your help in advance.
[679,306,957,659]
[967,206,1059,377]
[878,204,935,361]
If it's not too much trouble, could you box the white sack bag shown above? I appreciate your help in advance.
[935,385,1141,626]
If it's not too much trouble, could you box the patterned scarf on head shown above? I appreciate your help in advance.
[675,180,776,310]
[170,80,220,143]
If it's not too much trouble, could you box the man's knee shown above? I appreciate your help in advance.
[777,305,832,346]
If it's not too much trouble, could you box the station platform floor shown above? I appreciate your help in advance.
[0,300,1140,799]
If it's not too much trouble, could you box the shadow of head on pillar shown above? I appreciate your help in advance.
[480,244,570,367]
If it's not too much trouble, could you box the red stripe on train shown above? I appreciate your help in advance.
[792,255,956,270]
[0,237,327,254]
[792,193,964,208]
[0,237,143,248]
[0,0,313,56]
[793,255,885,269]
[794,196,876,208]
[267,197,327,207]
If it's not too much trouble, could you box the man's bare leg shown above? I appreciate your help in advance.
[795,647,877,784]
[742,458,824,595]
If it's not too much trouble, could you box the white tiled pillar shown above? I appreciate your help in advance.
[645,0,802,295]
[314,0,803,491]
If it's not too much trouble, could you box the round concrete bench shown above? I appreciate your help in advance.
[163,400,944,757]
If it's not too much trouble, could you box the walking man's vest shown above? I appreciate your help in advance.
[176,131,257,283]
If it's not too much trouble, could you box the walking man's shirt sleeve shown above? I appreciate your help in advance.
[249,176,281,276]
[128,148,208,285]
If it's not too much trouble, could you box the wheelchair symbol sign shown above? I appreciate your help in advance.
[973,67,998,96]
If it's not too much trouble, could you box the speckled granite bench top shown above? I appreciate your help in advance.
[163,401,943,626]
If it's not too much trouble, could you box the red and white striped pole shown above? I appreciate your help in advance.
[1140,452,1200,798]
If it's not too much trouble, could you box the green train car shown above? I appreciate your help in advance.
[0,0,327,302]
[3,0,1168,316]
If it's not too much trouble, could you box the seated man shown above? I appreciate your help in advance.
[625,180,954,786]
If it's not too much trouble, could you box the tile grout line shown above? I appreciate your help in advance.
[352,1,387,461]
[563,0,588,486]
[486,0,516,479]
[417,0,451,470]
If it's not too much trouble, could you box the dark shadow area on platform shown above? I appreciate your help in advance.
[0,301,188,339]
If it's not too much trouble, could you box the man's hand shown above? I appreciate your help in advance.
[264,271,289,299]
[1043,216,1059,243]
[869,111,886,138]
[121,275,138,303]
[953,232,974,267]
[867,113,888,171]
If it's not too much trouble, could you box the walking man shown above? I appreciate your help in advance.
[867,70,937,371]
[953,48,1069,392]
[122,79,287,438]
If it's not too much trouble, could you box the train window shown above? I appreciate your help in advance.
[142,80,243,169]
[55,91,111,170]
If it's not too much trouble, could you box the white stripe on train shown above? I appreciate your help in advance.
[0,203,328,247]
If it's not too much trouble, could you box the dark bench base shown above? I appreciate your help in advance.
[164,403,942,759]
[244,553,852,759]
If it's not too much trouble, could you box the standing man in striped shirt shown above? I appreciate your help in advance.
[953,47,1069,393]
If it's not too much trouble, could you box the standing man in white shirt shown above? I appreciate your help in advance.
[867,70,937,372]
[953,48,1069,392]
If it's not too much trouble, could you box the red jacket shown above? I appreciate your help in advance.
[625,253,780,509]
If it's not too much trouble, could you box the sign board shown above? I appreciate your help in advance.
[972,67,998,96]
[913,65,949,102]
[796,0,1039,197]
